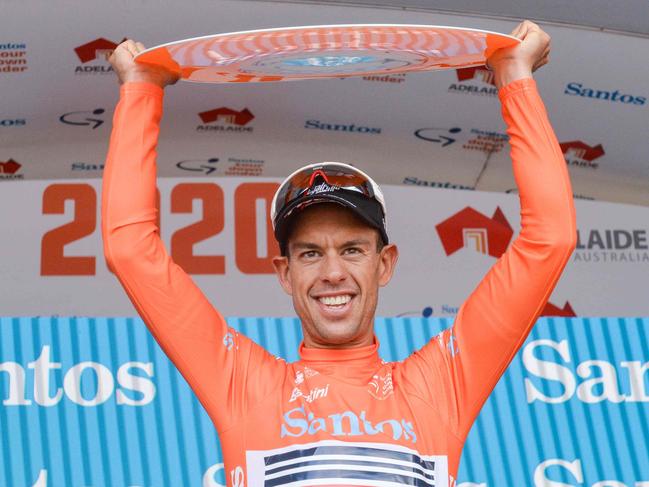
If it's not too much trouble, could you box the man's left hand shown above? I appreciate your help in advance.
[487,20,551,89]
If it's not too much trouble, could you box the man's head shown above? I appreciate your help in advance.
[271,162,398,349]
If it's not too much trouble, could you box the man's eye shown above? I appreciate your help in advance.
[302,250,319,258]
[344,247,361,255]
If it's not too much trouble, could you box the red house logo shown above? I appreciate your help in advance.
[559,141,605,162]
[74,38,126,63]
[541,301,576,317]
[198,107,254,126]
[0,158,21,174]
[456,66,496,86]
[436,206,513,258]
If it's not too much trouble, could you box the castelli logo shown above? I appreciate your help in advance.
[436,206,513,258]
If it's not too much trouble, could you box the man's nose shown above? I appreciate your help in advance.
[321,254,347,283]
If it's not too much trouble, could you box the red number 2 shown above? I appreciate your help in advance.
[41,184,96,276]
[171,183,225,274]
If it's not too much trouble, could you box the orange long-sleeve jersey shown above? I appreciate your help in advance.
[102,78,576,487]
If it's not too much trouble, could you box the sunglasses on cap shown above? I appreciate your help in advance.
[271,162,389,254]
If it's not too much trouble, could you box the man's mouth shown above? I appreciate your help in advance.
[313,293,356,317]
[318,295,352,307]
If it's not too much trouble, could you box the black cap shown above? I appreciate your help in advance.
[274,177,388,255]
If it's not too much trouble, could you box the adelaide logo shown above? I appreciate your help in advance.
[197,107,255,132]
[436,206,513,258]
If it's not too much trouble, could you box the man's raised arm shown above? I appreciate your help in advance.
[399,21,577,439]
[101,41,284,432]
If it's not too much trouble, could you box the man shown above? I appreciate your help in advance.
[103,20,576,487]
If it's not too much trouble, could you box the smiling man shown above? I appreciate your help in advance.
[270,163,397,350]
[103,20,576,487]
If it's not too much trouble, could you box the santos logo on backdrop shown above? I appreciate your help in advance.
[564,82,646,106]
[73,37,126,74]
[0,346,155,407]
[305,119,382,134]
[0,42,28,74]
[197,107,255,132]
[523,338,649,404]
[533,458,649,487]
[0,118,26,127]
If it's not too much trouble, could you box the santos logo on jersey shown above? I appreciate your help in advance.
[280,406,417,443]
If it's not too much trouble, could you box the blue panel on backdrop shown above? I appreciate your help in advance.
[0,317,647,487]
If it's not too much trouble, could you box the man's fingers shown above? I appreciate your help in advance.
[514,20,532,40]
[135,42,146,53]
[118,39,141,58]
[532,54,549,72]
[510,22,524,38]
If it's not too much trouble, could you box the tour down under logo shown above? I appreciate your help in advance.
[436,206,513,258]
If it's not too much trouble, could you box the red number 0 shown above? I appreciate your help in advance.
[41,184,96,276]
[171,183,225,274]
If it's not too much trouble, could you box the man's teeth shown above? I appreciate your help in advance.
[319,295,352,306]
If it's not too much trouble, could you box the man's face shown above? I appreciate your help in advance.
[272,203,398,349]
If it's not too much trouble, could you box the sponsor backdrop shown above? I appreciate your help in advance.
[1,1,648,206]
[2,2,648,486]
[1,178,649,317]
[0,316,647,487]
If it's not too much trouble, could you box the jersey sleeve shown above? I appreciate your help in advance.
[101,81,285,433]
[398,78,577,440]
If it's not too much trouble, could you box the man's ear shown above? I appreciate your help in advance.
[272,255,293,296]
[378,243,399,287]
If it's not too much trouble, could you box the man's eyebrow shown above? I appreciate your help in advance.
[341,239,372,247]
[290,242,321,250]
[289,239,372,250]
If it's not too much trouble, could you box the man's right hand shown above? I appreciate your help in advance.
[107,39,179,88]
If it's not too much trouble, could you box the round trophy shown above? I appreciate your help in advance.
[134,24,519,83]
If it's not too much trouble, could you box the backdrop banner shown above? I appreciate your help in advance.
[1,178,649,317]
[0,316,647,487]
[1,1,649,206]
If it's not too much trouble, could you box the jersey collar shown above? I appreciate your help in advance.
[298,337,381,364]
